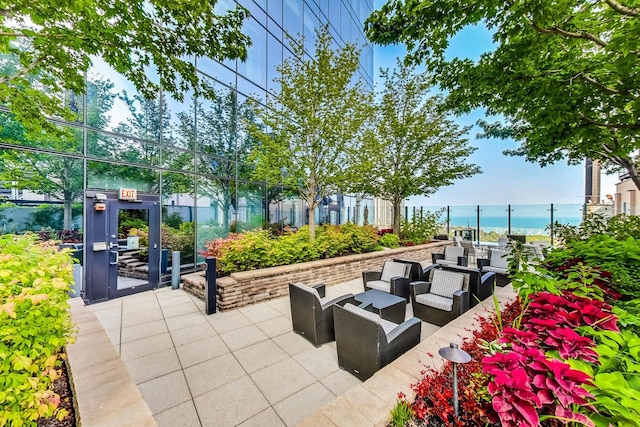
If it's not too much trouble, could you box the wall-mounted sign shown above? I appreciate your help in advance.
[119,188,137,200]
[127,236,139,250]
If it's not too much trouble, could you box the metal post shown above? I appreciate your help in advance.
[447,206,450,236]
[550,203,555,246]
[205,257,217,315]
[161,248,168,275]
[171,251,180,289]
[507,204,512,235]
[453,362,459,417]
[476,205,480,243]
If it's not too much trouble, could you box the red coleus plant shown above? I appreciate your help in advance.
[483,342,595,427]
[483,287,618,427]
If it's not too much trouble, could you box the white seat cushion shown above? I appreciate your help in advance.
[484,265,508,274]
[444,246,464,262]
[343,303,398,334]
[380,261,409,283]
[415,293,453,311]
[429,269,464,298]
[366,280,391,293]
[490,249,511,269]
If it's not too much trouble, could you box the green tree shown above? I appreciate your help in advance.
[366,1,640,190]
[351,62,480,234]
[249,26,373,241]
[0,0,250,138]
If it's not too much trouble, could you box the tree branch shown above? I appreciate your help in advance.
[605,0,639,17]
[529,23,607,48]
[573,72,630,96]
[579,113,640,129]
[0,56,43,85]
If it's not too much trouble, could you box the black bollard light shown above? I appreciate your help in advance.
[439,342,471,418]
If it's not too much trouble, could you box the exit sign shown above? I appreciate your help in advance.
[119,188,138,200]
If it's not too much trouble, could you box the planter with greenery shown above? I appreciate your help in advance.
[0,234,77,426]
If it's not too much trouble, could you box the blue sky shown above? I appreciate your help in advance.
[370,19,618,206]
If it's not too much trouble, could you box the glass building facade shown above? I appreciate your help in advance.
[0,0,375,271]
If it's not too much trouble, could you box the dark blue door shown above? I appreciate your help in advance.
[84,191,160,304]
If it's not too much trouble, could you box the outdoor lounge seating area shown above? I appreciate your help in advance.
[72,276,517,426]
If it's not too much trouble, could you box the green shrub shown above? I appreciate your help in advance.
[201,223,382,275]
[0,234,76,425]
[378,233,400,249]
[314,224,352,258]
[401,209,444,245]
[271,226,319,265]
[215,229,274,274]
[544,235,640,300]
[339,222,379,254]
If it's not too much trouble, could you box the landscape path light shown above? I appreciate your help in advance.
[439,342,471,418]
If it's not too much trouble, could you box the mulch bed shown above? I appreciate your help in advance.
[37,358,75,427]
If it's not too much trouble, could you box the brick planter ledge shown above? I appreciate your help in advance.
[182,240,449,311]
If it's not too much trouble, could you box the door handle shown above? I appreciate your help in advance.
[110,250,119,265]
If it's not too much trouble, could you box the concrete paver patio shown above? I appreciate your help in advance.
[77,278,442,426]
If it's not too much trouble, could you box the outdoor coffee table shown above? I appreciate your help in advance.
[354,289,406,324]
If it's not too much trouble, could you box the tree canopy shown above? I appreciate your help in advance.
[350,61,480,234]
[0,0,250,138]
[365,0,640,190]
[249,26,373,240]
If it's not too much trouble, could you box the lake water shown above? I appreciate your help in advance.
[408,203,584,236]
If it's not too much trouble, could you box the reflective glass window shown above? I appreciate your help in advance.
[236,181,265,232]
[162,171,196,264]
[303,3,319,55]
[163,90,195,150]
[244,1,266,26]
[195,82,238,158]
[0,116,83,153]
[268,0,283,28]
[87,160,159,193]
[340,1,350,40]
[329,1,340,34]
[283,0,303,38]
[87,130,160,166]
[197,155,236,179]
[87,57,161,141]
[237,76,266,104]
[267,33,283,95]
[238,17,267,89]
[196,57,236,88]
[196,175,236,242]
[0,151,83,231]
[161,146,195,171]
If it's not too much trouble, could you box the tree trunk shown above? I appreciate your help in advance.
[393,201,401,235]
[63,201,72,230]
[308,203,316,242]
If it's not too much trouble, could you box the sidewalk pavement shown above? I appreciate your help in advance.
[70,278,441,427]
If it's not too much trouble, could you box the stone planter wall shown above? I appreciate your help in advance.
[182,240,449,311]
